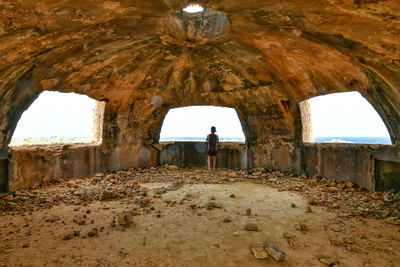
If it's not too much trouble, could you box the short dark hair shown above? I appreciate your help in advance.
[211,126,216,132]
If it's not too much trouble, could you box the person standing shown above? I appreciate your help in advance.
[206,126,219,170]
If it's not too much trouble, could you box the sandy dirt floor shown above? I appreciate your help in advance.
[0,168,400,266]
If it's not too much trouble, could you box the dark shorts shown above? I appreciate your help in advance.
[208,150,217,156]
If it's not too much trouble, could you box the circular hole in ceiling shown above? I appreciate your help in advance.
[182,4,204,13]
[165,4,230,42]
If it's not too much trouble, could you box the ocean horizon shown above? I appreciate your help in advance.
[160,136,392,144]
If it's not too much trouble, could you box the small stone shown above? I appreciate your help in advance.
[88,228,98,237]
[167,165,178,170]
[250,246,268,260]
[73,228,81,236]
[246,208,251,216]
[140,177,148,183]
[230,193,236,198]
[336,183,346,189]
[319,257,339,266]
[306,206,312,213]
[233,231,240,236]
[223,217,232,223]
[227,172,237,178]
[244,223,258,231]
[291,203,296,208]
[63,233,73,240]
[308,199,319,205]
[343,237,355,244]
[296,224,308,231]
[265,242,286,261]
[99,189,112,201]
[346,181,354,188]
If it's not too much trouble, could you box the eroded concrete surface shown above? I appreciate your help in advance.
[1,0,400,193]
[1,167,399,266]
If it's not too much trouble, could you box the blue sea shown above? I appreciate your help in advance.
[160,136,391,144]
[313,137,391,144]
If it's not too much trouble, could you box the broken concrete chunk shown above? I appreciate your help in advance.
[265,242,286,261]
[244,223,258,231]
[99,189,112,201]
[251,246,268,260]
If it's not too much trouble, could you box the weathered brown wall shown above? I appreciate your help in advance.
[159,142,248,169]
[0,159,8,192]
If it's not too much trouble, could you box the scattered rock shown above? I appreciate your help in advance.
[117,212,133,227]
[88,228,98,237]
[227,172,237,178]
[206,201,222,210]
[223,217,232,223]
[308,199,319,205]
[265,242,286,261]
[140,177,148,183]
[167,165,178,171]
[319,257,339,266]
[244,223,258,231]
[230,193,236,198]
[291,203,296,208]
[246,208,251,216]
[63,233,73,240]
[251,246,268,260]
[296,224,308,231]
[233,231,240,236]
[99,189,112,201]
[306,206,312,213]
[73,228,81,236]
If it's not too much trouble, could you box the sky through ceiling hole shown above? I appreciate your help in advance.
[182,4,204,13]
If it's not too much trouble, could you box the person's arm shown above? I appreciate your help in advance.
[217,135,219,143]
[206,134,209,142]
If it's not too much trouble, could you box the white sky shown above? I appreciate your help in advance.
[309,91,390,137]
[11,91,391,141]
[182,4,204,13]
[160,106,246,139]
[12,91,96,138]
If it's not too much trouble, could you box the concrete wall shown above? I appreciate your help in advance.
[6,141,400,192]
[159,142,248,169]
[302,143,400,191]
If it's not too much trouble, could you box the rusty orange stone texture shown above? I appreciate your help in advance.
[0,0,400,192]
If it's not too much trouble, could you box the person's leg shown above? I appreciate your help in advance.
[207,156,211,169]
[212,156,216,169]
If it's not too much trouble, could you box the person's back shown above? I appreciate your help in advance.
[207,133,218,152]
[206,126,219,169]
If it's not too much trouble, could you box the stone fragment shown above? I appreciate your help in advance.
[206,202,222,210]
[167,165,178,170]
[99,189,112,201]
[308,199,319,205]
[233,231,240,236]
[140,177,148,183]
[319,257,339,266]
[223,217,231,223]
[227,172,237,178]
[296,224,308,231]
[250,246,268,260]
[244,223,258,231]
[118,212,133,227]
[230,193,236,198]
[306,206,312,213]
[63,233,73,240]
[336,183,346,189]
[88,228,98,237]
[346,181,354,188]
[291,203,296,208]
[265,242,286,261]
[73,228,81,236]
[246,208,251,216]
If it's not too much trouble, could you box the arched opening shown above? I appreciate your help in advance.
[300,91,391,144]
[9,91,105,146]
[159,106,246,142]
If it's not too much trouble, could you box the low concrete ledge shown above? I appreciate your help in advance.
[159,141,248,169]
[302,143,400,191]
